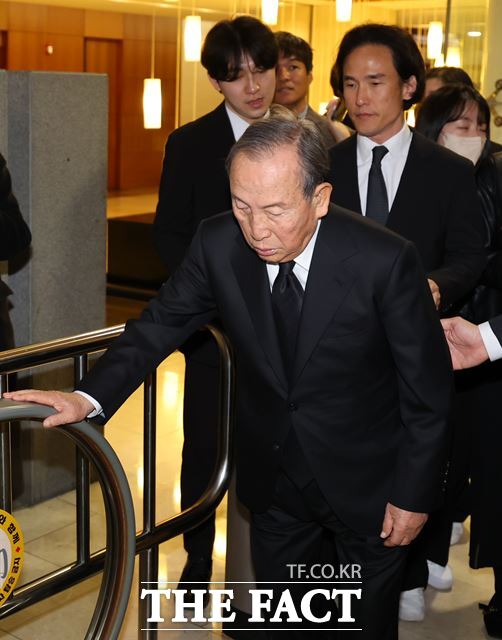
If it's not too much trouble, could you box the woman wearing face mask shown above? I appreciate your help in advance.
[416,86,502,639]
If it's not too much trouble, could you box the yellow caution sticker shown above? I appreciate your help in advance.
[0,509,24,606]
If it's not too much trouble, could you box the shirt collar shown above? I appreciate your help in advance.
[357,121,411,164]
[297,105,309,120]
[293,219,321,272]
[225,103,251,141]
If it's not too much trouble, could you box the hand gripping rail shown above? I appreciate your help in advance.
[0,400,136,640]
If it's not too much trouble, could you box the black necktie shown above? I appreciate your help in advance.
[271,261,304,373]
[366,145,389,225]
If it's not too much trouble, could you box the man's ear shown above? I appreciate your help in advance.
[402,75,417,102]
[314,182,332,218]
[208,75,222,93]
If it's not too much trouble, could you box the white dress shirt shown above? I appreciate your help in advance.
[265,221,320,291]
[357,122,412,216]
[225,103,250,142]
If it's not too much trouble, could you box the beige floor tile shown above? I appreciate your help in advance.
[17,552,60,588]
[12,496,78,544]
[23,512,107,567]
[0,575,101,639]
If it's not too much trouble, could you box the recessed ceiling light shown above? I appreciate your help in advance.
[467,31,482,37]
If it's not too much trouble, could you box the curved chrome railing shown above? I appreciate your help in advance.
[0,400,136,640]
[0,323,235,639]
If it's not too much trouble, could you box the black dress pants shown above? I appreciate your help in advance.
[180,334,219,558]
[250,470,408,640]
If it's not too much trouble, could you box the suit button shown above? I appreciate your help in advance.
[272,443,280,451]
[288,403,298,412]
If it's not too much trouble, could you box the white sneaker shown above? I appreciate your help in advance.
[450,522,464,545]
[399,588,425,621]
[427,560,453,590]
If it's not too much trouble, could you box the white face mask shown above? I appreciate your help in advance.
[441,132,485,165]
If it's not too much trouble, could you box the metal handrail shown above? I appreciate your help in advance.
[0,324,126,373]
[0,323,234,639]
[0,400,136,640]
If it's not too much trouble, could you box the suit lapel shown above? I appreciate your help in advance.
[387,132,424,226]
[330,136,363,214]
[231,236,289,390]
[292,211,359,385]
[202,102,236,158]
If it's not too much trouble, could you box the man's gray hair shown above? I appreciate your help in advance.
[226,105,330,200]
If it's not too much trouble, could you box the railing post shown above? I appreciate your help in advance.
[0,373,12,512]
[139,371,158,640]
[74,354,91,565]
[0,400,136,639]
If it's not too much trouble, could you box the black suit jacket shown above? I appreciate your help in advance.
[0,152,31,350]
[153,101,235,273]
[153,101,235,362]
[79,205,453,535]
[328,131,486,312]
[489,315,502,345]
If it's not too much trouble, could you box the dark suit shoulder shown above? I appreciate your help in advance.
[325,203,412,254]
[489,315,502,344]
[198,210,240,241]
[329,133,356,162]
[166,102,232,151]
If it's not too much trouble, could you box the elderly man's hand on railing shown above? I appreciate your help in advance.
[2,390,93,427]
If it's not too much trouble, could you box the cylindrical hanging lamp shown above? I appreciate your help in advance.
[336,0,352,22]
[143,14,162,129]
[427,21,443,60]
[184,15,202,62]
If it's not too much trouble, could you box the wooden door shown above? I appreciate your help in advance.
[0,32,7,68]
[85,38,122,190]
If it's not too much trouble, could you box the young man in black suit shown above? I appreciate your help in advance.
[6,112,453,639]
[327,23,486,620]
[152,16,278,595]
[328,24,485,315]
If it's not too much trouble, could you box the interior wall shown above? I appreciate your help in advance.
[2,1,177,190]
[309,3,398,115]
[482,0,502,144]
[179,17,225,127]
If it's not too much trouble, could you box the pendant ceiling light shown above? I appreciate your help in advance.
[184,15,202,62]
[143,14,162,129]
[427,21,443,60]
[336,0,352,22]
[445,46,461,67]
[262,0,279,25]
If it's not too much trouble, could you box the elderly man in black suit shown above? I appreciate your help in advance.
[152,15,278,592]
[327,23,486,620]
[6,111,453,639]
